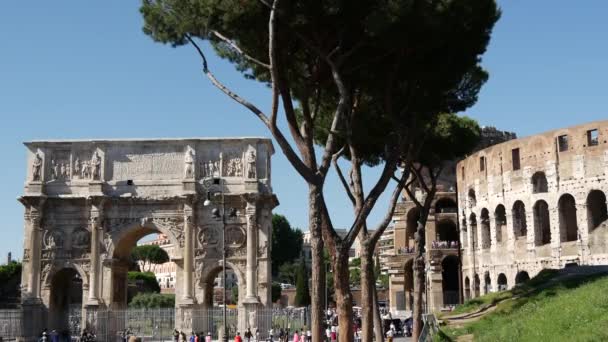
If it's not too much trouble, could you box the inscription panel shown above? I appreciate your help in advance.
[110,149,183,181]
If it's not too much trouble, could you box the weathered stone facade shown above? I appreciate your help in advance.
[457,120,608,299]
[19,138,277,338]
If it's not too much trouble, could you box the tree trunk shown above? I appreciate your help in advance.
[333,250,353,342]
[309,185,326,342]
[412,217,427,341]
[373,278,384,342]
[359,244,374,341]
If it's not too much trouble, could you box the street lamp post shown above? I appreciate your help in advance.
[203,176,236,342]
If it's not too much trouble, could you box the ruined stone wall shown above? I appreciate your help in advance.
[457,120,608,298]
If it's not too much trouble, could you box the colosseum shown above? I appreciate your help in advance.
[458,120,608,299]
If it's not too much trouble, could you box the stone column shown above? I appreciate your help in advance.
[26,207,43,301]
[182,203,195,304]
[244,199,259,303]
[87,206,102,305]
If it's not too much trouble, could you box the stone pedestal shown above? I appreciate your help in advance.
[25,181,45,195]
[19,302,46,342]
[88,181,104,196]
[182,180,197,194]
[244,180,258,192]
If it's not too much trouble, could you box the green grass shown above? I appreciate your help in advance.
[443,271,608,342]
[446,269,560,316]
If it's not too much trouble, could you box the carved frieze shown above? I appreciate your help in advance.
[49,150,70,182]
[223,152,243,177]
[71,228,90,249]
[43,229,63,249]
[200,158,220,179]
[105,218,140,233]
[225,225,246,248]
[153,216,185,247]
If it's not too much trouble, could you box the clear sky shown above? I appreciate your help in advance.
[0,1,606,261]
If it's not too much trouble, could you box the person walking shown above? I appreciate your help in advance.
[325,327,331,342]
[235,332,243,342]
[292,330,300,342]
[245,328,253,342]
[386,328,394,342]
[205,332,212,342]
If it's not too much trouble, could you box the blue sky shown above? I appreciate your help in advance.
[0,1,606,260]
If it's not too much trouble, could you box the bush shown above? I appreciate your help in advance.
[129,293,175,308]
[128,271,161,293]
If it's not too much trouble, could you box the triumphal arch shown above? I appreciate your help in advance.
[19,137,277,339]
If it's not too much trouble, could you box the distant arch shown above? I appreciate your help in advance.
[436,219,459,242]
[531,172,548,193]
[558,193,578,242]
[473,274,480,297]
[435,197,458,214]
[587,190,608,232]
[497,273,508,291]
[483,271,492,294]
[515,271,530,285]
[512,201,527,239]
[441,256,460,305]
[480,208,491,249]
[406,207,420,248]
[533,200,551,246]
[464,277,471,300]
[494,204,506,243]
[468,189,477,208]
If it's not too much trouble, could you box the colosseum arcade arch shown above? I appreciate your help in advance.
[587,190,607,232]
[464,276,471,300]
[469,213,478,250]
[406,207,420,248]
[497,273,507,291]
[480,208,491,250]
[19,138,278,337]
[468,189,477,208]
[531,172,548,193]
[534,200,551,246]
[512,201,527,239]
[435,197,457,214]
[515,271,530,285]
[494,204,506,243]
[558,194,578,242]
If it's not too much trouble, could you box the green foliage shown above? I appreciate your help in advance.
[349,268,361,287]
[294,258,311,307]
[128,271,161,293]
[141,0,501,166]
[349,258,361,268]
[231,285,238,304]
[0,261,21,283]
[417,113,481,167]
[445,272,608,341]
[131,245,170,272]
[278,262,299,285]
[271,214,303,276]
[129,292,175,308]
[271,282,282,303]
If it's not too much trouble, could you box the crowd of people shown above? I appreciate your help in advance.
[431,240,459,249]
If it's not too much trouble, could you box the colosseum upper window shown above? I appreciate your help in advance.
[587,129,599,146]
[531,172,548,193]
[435,197,457,213]
[480,208,491,249]
[557,134,569,152]
[494,204,506,243]
[479,156,486,171]
[511,148,521,171]
[587,190,607,232]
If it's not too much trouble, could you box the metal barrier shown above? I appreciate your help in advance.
[0,306,311,341]
[418,314,439,342]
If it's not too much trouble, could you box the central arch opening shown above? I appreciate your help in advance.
[48,268,83,336]
[200,264,241,337]
[111,225,177,310]
[441,256,460,306]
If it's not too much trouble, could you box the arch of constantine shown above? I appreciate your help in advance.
[19,138,277,339]
[458,120,608,298]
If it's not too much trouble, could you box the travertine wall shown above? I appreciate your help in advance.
[457,120,608,298]
[19,138,278,337]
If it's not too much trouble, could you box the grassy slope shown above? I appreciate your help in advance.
[443,271,608,342]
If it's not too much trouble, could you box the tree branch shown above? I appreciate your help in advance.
[332,147,356,205]
[186,35,319,185]
[369,169,409,245]
[211,30,270,69]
